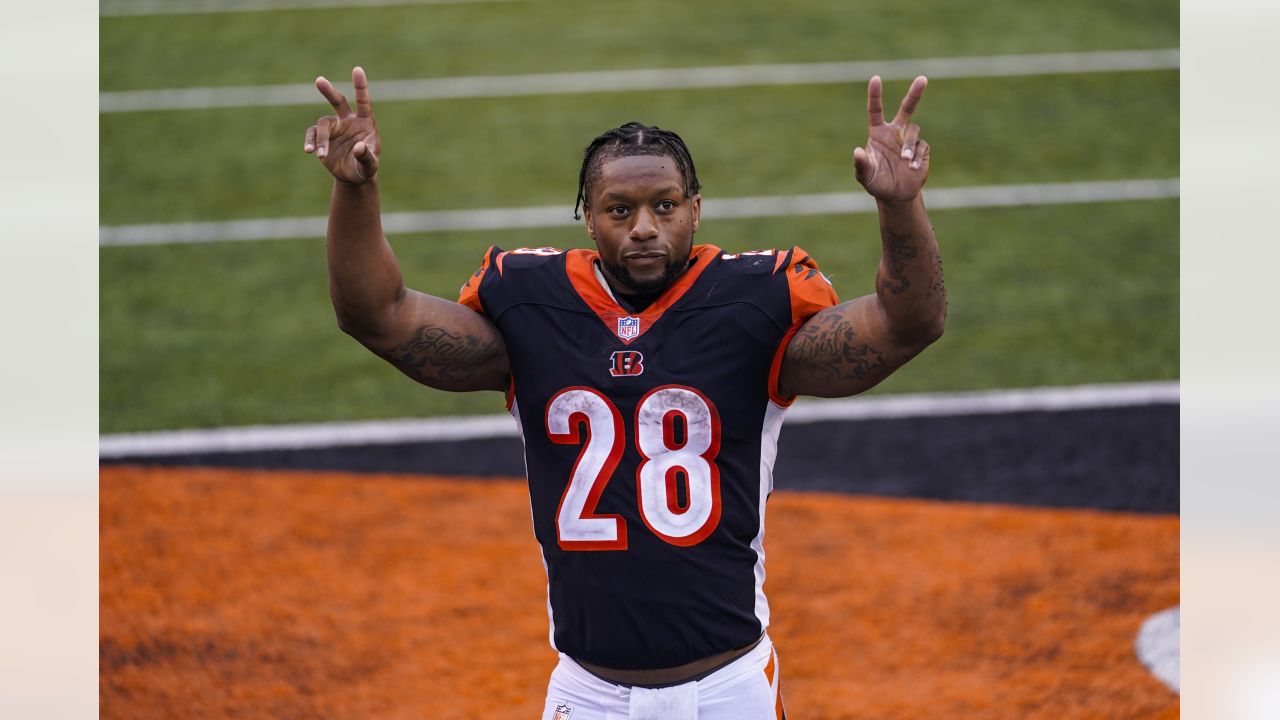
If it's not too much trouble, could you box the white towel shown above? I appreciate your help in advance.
[628,682,699,720]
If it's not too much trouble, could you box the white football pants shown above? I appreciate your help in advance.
[540,635,785,720]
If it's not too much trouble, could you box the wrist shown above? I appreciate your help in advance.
[334,175,378,192]
[874,194,923,212]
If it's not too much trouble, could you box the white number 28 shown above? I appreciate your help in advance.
[545,385,722,551]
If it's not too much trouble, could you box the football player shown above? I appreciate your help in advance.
[306,66,945,720]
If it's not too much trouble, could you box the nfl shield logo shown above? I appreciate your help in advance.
[553,703,573,720]
[617,316,640,340]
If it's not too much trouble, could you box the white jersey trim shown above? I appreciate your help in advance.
[511,397,559,652]
[752,402,789,631]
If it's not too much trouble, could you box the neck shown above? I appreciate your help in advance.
[615,287,663,313]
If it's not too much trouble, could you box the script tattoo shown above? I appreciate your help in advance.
[788,311,888,386]
[378,325,501,388]
[881,228,917,295]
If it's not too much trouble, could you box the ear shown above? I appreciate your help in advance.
[690,194,701,234]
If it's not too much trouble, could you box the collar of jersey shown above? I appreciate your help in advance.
[565,244,719,345]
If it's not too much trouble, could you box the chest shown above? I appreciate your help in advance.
[498,301,784,424]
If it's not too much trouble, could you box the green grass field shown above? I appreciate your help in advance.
[100,0,1176,91]
[100,0,1179,433]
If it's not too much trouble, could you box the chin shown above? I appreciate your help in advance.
[606,257,687,295]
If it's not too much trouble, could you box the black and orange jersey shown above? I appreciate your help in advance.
[458,243,838,670]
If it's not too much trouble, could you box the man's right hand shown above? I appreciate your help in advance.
[304,66,380,185]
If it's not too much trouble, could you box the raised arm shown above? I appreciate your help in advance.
[779,75,947,398]
[305,67,509,392]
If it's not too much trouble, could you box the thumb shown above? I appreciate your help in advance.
[354,141,379,178]
[852,146,875,186]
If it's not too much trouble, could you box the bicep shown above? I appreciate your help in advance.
[778,293,923,398]
[354,288,510,392]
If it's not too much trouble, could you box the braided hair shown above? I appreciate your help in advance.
[574,122,701,220]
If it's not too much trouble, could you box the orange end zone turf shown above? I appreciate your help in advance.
[100,466,1178,718]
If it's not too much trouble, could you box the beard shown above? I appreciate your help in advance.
[602,255,690,296]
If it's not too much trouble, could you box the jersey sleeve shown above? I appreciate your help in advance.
[769,246,840,406]
[780,246,839,324]
[459,244,569,318]
[458,245,503,315]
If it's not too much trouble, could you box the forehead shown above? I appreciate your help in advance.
[593,155,685,196]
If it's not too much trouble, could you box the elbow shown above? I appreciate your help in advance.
[921,313,946,346]
[894,311,946,356]
[917,296,948,347]
[329,285,407,341]
[331,301,361,337]
[332,303,384,343]
[334,313,361,338]
[916,308,947,348]
[905,326,943,358]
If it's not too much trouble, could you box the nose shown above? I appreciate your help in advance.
[629,206,658,241]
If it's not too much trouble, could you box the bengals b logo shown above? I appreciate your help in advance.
[609,351,645,377]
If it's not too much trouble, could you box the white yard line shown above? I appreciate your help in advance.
[99,49,1179,113]
[101,0,536,17]
[98,178,1180,247]
[98,381,1179,458]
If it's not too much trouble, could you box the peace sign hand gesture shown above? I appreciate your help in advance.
[304,66,380,185]
[853,75,930,203]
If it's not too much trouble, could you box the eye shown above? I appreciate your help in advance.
[608,205,630,217]
[656,200,677,212]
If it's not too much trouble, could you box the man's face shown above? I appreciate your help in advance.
[583,154,701,296]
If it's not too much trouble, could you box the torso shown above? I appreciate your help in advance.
[459,243,836,671]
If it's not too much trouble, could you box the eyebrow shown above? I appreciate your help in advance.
[600,185,684,202]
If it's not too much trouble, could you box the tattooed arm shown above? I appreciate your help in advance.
[324,178,508,392]
[325,179,509,392]
[307,69,508,392]
[779,198,945,397]
[778,75,946,398]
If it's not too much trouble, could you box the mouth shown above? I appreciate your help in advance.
[623,254,667,274]
[624,251,666,263]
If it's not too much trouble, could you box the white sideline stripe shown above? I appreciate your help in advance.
[101,0,534,17]
[99,381,1179,458]
[784,380,1179,424]
[98,178,1180,247]
[99,49,1179,113]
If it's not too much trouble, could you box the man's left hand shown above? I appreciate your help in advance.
[853,75,930,203]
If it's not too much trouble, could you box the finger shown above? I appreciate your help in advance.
[314,116,336,159]
[910,140,930,171]
[852,146,875,185]
[304,125,317,153]
[354,140,379,178]
[900,123,921,160]
[892,75,928,126]
[352,66,373,119]
[315,75,353,116]
[866,75,885,127]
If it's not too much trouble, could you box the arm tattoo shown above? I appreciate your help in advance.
[788,311,888,385]
[929,245,950,323]
[880,228,917,296]
[930,246,946,293]
[377,325,501,388]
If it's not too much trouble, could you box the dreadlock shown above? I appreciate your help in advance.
[573,122,701,220]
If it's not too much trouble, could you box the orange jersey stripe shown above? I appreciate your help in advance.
[457,245,496,314]
[564,244,719,345]
[780,246,839,326]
